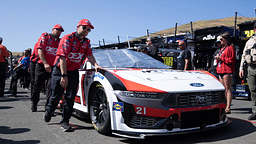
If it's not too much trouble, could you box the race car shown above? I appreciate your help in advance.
[59,49,230,139]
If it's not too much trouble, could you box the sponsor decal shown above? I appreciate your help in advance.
[203,34,216,40]
[190,83,204,87]
[46,46,57,55]
[68,52,84,60]
[93,73,104,80]
[113,102,124,112]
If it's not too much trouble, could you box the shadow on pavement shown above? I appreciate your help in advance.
[120,118,256,144]
[0,138,40,144]
[0,126,40,144]
[231,108,252,114]
[0,126,30,134]
[0,98,19,102]
[0,106,13,109]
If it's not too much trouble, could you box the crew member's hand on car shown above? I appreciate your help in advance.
[94,63,102,73]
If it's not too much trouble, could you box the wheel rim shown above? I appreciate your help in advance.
[91,87,108,126]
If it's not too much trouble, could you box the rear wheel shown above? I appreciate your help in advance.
[90,84,111,134]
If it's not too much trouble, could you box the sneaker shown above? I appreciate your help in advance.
[61,122,72,132]
[31,103,37,112]
[44,111,52,122]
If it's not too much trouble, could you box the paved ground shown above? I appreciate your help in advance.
[1,79,256,144]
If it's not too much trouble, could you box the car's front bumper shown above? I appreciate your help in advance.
[112,119,231,139]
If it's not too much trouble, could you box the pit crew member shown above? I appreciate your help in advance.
[44,19,101,132]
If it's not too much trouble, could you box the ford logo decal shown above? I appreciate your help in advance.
[190,83,204,87]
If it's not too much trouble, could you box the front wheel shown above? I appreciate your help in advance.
[90,84,111,134]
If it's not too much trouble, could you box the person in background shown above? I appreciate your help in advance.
[11,50,30,97]
[8,58,18,93]
[0,37,10,97]
[209,36,222,79]
[24,48,31,90]
[177,40,191,70]
[146,37,158,58]
[44,19,100,132]
[138,47,148,54]
[215,32,236,114]
[239,23,256,120]
[17,51,25,88]
[31,24,64,112]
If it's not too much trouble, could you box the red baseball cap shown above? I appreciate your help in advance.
[77,19,94,29]
[52,24,64,32]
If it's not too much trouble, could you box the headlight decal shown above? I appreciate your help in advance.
[98,69,127,91]
[108,71,166,93]
[115,91,158,99]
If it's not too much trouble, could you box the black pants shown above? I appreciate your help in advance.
[30,61,36,96]
[0,62,7,97]
[12,69,28,96]
[45,67,79,123]
[24,70,30,89]
[31,63,51,105]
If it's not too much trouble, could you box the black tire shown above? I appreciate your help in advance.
[90,84,111,134]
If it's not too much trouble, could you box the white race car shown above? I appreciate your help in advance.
[59,49,230,139]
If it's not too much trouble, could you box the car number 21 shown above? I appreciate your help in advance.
[136,107,146,115]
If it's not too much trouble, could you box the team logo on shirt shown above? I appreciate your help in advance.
[68,52,84,63]
[46,46,57,55]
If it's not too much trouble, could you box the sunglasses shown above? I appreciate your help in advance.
[82,26,91,32]
[55,28,63,32]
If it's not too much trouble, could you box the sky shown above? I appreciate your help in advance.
[0,0,256,52]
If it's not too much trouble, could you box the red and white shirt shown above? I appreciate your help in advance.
[35,32,60,66]
[54,32,92,71]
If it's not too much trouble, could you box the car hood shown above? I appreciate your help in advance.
[107,69,224,92]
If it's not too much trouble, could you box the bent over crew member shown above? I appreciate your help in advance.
[30,24,64,112]
[44,19,100,132]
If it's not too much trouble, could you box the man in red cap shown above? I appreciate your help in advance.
[0,37,10,97]
[44,19,100,132]
[30,24,64,112]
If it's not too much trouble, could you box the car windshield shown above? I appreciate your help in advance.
[93,49,170,69]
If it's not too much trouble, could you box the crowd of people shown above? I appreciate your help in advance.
[1,20,256,133]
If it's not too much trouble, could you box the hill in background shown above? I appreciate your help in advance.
[11,52,23,58]
[132,16,256,41]
[11,16,256,56]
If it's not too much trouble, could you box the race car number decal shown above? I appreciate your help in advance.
[136,106,146,115]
